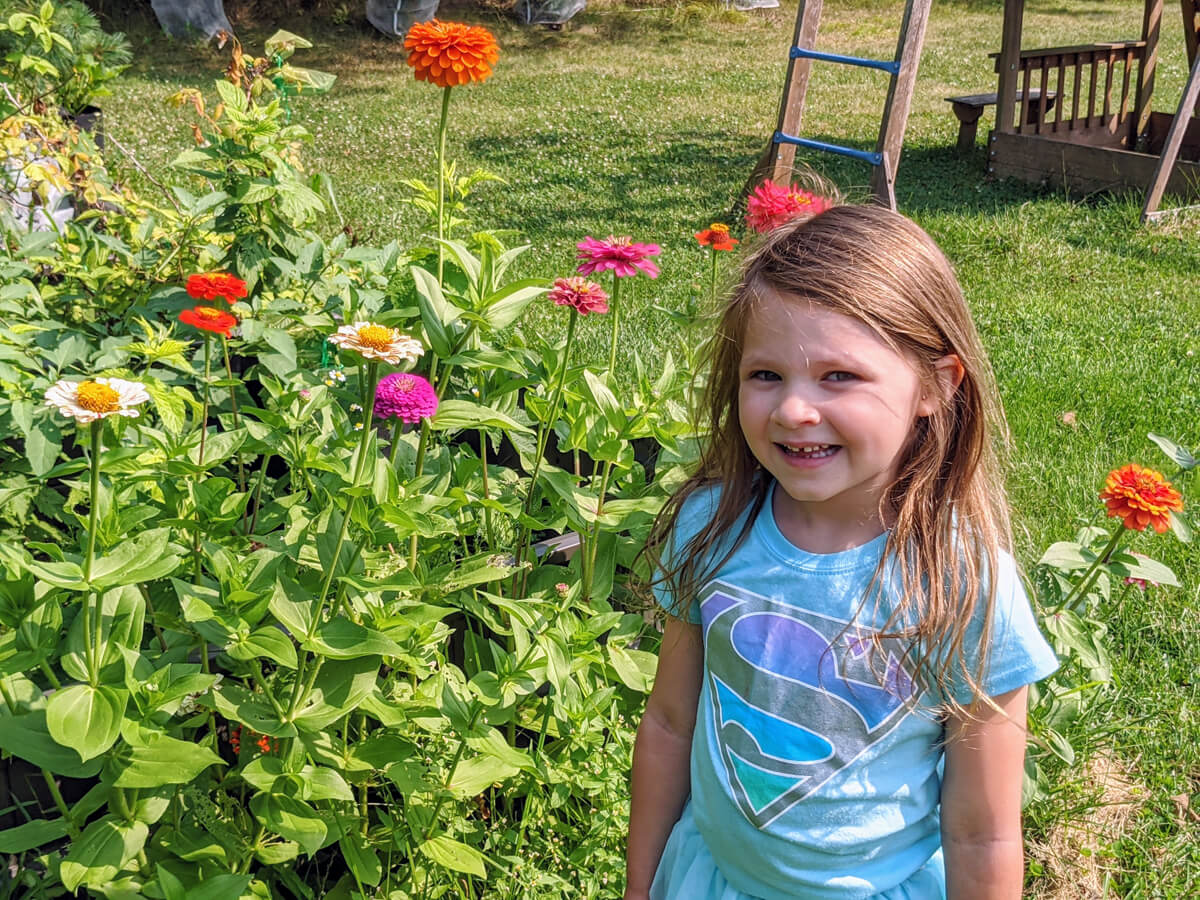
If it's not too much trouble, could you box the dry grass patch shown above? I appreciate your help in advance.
[1027,750,1147,900]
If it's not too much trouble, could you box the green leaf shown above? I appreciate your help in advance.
[0,817,68,853]
[46,683,127,762]
[1148,432,1197,471]
[109,725,225,788]
[249,794,327,858]
[293,656,382,731]
[431,399,532,435]
[581,370,626,433]
[411,266,456,358]
[607,644,655,692]
[24,418,61,476]
[340,831,382,886]
[1037,541,1088,571]
[448,754,520,798]
[227,627,298,669]
[211,683,296,738]
[1110,551,1180,588]
[418,834,487,879]
[90,529,183,591]
[1042,727,1076,765]
[480,281,546,331]
[0,710,105,776]
[303,618,400,659]
[60,815,149,892]
[1168,510,1192,544]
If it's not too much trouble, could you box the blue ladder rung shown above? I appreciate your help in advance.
[789,46,900,75]
[773,131,883,167]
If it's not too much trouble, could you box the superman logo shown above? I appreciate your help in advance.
[699,581,919,830]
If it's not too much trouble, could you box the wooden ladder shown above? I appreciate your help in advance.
[758,0,932,210]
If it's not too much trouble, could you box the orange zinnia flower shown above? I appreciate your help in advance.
[186,272,248,305]
[695,223,739,252]
[180,305,238,339]
[404,20,499,88]
[1099,463,1184,534]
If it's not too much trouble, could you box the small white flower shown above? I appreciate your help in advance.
[327,322,423,365]
[44,377,150,424]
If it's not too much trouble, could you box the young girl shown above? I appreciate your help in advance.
[626,205,1058,900]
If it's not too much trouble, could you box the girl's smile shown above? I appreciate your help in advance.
[737,289,945,549]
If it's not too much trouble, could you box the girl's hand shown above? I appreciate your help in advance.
[941,685,1030,900]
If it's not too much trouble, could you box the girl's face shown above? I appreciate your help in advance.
[737,290,953,547]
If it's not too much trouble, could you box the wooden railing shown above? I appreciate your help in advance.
[992,41,1147,139]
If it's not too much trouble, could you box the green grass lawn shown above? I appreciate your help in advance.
[103,0,1199,892]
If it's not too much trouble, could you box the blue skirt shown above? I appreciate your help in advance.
[650,804,946,900]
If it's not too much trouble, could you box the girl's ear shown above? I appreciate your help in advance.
[917,354,964,417]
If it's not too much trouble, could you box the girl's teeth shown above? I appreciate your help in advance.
[781,444,837,459]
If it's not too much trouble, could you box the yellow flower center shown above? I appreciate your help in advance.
[76,381,120,414]
[709,223,729,234]
[789,192,813,206]
[609,235,633,247]
[356,325,396,352]
[195,305,223,320]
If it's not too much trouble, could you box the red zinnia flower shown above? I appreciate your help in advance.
[186,272,248,305]
[745,180,832,233]
[1099,463,1184,534]
[548,276,609,315]
[576,235,661,279]
[695,223,739,251]
[179,305,238,338]
[404,20,500,88]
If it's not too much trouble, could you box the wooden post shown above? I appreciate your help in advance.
[870,0,932,206]
[1186,0,1199,67]
[1136,0,1164,141]
[995,0,1026,135]
[767,0,825,185]
[1142,52,1200,220]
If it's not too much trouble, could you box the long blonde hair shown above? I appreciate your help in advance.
[646,204,1013,709]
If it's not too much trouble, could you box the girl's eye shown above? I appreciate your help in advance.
[748,370,780,382]
[825,371,857,383]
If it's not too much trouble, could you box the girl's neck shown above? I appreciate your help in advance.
[770,484,888,555]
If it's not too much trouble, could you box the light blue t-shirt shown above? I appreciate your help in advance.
[654,484,1059,900]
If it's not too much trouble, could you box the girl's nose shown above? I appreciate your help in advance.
[771,391,821,427]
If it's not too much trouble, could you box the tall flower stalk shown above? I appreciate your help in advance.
[404,20,500,284]
[44,378,149,681]
[695,223,738,306]
[1051,463,1185,615]
[575,235,660,373]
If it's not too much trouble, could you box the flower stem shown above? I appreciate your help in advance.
[1051,527,1125,616]
[436,85,453,284]
[389,421,405,469]
[513,311,578,593]
[313,363,380,625]
[607,276,622,373]
[709,248,718,307]
[221,337,248,496]
[198,333,212,468]
[83,424,102,685]
[582,459,615,605]
[83,424,102,583]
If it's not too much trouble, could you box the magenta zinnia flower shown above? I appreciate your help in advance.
[548,276,609,315]
[576,235,661,279]
[745,180,832,233]
[374,373,438,424]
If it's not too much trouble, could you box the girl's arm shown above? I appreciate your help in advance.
[940,685,1030,900]
[624,615,705,900]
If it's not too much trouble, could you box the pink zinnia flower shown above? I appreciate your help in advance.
[374,373,438,424]
[576,235,661,279]
[548,277,609,315]
[745,180,832,233]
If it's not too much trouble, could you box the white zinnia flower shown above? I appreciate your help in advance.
[44,377,150,424]
[327,322,424,365]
